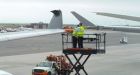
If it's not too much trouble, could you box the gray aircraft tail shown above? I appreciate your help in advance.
[48,10,63,29]
[71,11,96,27]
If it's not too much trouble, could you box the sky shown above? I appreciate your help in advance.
[0,0,140,26]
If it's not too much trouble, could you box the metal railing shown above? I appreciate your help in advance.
[61,32,106,54]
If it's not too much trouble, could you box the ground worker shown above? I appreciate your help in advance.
[77,23,85,48]
[72,23,86,48]
[72,25,79,48]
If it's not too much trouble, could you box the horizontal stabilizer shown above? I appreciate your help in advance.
[95,12,140,22]
[0,29,64,41]
[71,11,96,26]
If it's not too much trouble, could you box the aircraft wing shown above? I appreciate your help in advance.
[71,11,96,26]
[95,12,140,22]
[71,11,140,33]
[0,29,64,41]
[103,26,140,33]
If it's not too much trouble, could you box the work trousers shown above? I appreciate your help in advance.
[78,37,83,48]
[72,36,83,48]
[72,36,78,48]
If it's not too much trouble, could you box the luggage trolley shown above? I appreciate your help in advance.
[61,32,106,75]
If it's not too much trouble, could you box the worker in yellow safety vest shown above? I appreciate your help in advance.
[72,25,79,48]
[72,23,86,48]
[77,23,85,48]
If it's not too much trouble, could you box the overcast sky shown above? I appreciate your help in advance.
[0,0,140,26]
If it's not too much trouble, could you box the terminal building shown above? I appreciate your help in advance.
[0,22,48,29]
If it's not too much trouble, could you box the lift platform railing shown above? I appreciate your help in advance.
[61,33,106,75]
[61,33,106,54]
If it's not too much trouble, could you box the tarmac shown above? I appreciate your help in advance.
[0,30,140,75]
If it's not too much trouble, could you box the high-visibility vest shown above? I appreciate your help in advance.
[77,26,85,37]
[72,27,78,37]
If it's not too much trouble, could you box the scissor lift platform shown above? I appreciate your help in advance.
[63,48,105,55]
[61,33,106,75]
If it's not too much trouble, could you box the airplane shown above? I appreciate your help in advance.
[71,11,140,33]
[0,10,68,42]
[0,70,13,75]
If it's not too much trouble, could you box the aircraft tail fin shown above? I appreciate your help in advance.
[48,10,63,29]
[71,11,96,26]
